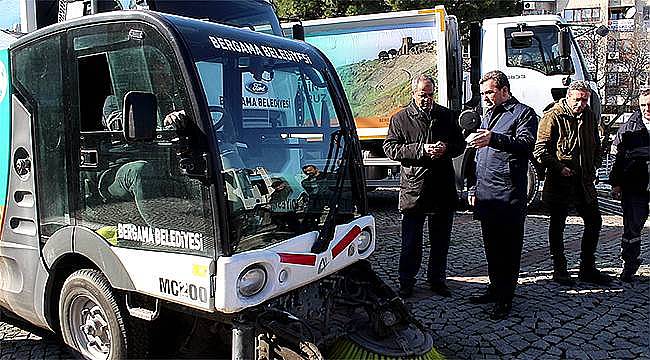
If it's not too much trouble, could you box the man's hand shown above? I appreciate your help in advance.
[466,129,492,149]
[611,185,622,200]
[163,110,187,129]
[425,141,447,159]
[560,167,574,177]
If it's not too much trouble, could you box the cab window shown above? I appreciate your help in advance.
[71,23,216,256]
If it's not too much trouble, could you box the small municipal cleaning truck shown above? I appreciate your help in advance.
[0,5,440,360]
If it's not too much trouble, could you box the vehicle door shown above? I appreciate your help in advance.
[67,21,217,310]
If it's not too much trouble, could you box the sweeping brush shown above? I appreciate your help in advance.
[326,322,445,360]
[327,337,444,360]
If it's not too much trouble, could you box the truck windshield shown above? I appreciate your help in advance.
[505,25,574,76]
[189,40,359,253]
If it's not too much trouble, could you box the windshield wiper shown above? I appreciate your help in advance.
[311,129,348,253]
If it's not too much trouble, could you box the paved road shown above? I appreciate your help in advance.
[1,191,648,359]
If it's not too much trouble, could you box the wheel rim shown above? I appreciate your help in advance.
[69,294,112,360]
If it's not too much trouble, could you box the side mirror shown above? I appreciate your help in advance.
[595,25,609,37]
[123,91,157,141]
[292,24,305,41]
[510,30,534,49]
[558,29,572,73]
[458,109,481,131]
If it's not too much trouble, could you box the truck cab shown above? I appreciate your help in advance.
[477,15,599,116]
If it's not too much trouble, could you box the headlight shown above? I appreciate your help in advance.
[357,229,373,254]
[237,265,267,297]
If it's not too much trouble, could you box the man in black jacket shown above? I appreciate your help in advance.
[383,74,465,298]
[610,88,650,282]
[467,70,538,320]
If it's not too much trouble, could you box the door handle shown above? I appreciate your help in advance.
[80,149,98,168]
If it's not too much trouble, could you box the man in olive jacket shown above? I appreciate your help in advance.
[383,74,465,298]
[534,80,611,286]
[609,89,650,282]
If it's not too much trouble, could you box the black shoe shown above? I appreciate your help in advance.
[620,269,636,283]
[429,283,451,297]
[398,286,413,298]
[578,268,613,285]
[552,271,576,286]
[490,302,512,320]
[469,292,496,304]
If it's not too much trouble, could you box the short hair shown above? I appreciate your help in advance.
[639,88,650,97]
[566,80,591,96]
[411,74,435,93]
[479,70,510,91]
[302,164,317,171]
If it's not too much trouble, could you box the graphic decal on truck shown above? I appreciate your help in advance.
[208,35,313,64]
[117,223,204,251]
[159,277,208,303]
[304,24,439,139]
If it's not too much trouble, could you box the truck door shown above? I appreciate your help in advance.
[67,22,217,309]
[1,31,70,326]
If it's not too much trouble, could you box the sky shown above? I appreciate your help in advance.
[0,0,20,30]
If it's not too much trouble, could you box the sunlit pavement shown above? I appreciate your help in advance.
[1,191,648,359]
[369,191,649,359]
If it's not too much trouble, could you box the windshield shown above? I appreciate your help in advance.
[505,25,574,76]
[190,37,360,254]
[151,0,282,35]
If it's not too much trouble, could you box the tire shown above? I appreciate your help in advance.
[59,269,128,360]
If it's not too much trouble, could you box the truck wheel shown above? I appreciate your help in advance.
[59,269,127,360]
[526,161,540,207]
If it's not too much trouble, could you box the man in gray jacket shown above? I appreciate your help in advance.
[383,74,465,298]
[467,70,538,320]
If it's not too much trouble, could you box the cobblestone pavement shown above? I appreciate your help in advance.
[368,191,650,360]
[1,191,648,359]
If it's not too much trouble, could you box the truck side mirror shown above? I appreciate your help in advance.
[558,29,572,74]
[595,25,609,37]
[292,24,305,41]
[123,91,157,142]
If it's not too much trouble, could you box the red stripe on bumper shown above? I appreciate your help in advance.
[331,225,362,259]
[278,253,317,266]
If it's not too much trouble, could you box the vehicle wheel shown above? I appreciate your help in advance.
[59,269,127,360]
[526,161,540,207]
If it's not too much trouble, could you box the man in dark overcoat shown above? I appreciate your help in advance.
[467,70,538,320]
[383,74,465,298]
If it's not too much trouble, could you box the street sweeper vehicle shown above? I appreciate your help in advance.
[0,9,442,360]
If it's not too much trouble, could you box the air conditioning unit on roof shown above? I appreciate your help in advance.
[523,1,536,10]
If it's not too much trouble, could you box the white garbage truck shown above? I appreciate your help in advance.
[285,8,601,204]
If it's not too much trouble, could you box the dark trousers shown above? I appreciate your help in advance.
[479,204,525,304]
[621,191,649,272]
[548,200,602,270]
[399,211,453,288]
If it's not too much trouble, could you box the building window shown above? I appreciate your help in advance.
[563,8,600,22]
[609,8,627,20]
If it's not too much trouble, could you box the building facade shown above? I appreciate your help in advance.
[523,0,650,115]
